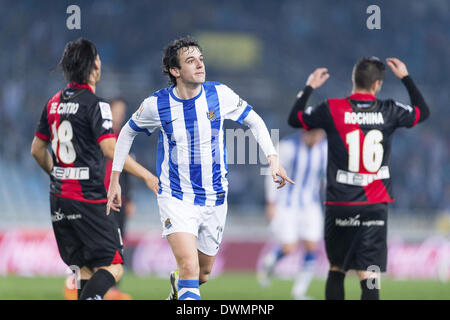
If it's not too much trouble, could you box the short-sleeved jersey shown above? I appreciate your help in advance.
[35,83,115,202]
[265,132,327,210]
[128,81,253,206]
[296,93,421,205]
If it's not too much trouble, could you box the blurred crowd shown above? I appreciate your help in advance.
[0,0,448,213]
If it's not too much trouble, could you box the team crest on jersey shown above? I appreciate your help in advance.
[164,218,172,229]
[206,110,217,121]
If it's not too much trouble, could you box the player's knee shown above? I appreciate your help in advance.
[357,270,378,281]
[80,266,94,280]
[100,264,123,283]
[199,269,211,285]
[303,240,318,253]
[330,265,345,273]
[282,243,296,255]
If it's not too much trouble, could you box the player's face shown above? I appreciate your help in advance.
[93,54,101,82]
[174,46,205,85]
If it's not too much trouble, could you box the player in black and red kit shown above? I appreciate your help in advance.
[31,39,158,300]
[288,57,429,300]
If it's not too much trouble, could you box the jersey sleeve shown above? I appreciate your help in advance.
[298,101,330,130]
[89,100,115,144]
[128,96,161,136]
[217,84,253,124]
[391,100,421,128]
[35,103,51,141]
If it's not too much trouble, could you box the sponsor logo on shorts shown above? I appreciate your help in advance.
[51,208,82,223]
[362,220,385,227]
[336,214,360,227]
[335,215,385,227]
[52,208,65,222]
[165,218,172,229]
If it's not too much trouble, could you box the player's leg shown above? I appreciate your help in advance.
[79,263,123,300]
[258,241,296,287]
[104,204,132,300]
[324,205,354,300]
[49,195,87,300]
[258,208,296,286]
[158,194,202,300]
[357,270,380,300]
[68,200,125,300]
[353,203,388,300]
[196,201,228,287]
[198,250,216,285]
[292,207,322,299]
[325,265,346,300]
[167,232,201,300]
[76,266,93,299]
[291,240,318,300]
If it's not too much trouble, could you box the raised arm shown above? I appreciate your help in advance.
[386,58,430,123]
[288,68,330,128]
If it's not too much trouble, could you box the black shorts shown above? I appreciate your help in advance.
[50,194,123,269]
[325,203,388,272]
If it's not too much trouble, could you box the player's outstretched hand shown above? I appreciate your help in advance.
[144,173,159,196]
[386,58,409,79]
[268,155,295,189]
[106,181,122,215]
[306,68,330,89]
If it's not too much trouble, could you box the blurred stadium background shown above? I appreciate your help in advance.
[0,0,449,299]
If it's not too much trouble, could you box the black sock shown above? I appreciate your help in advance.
[77,280,89,300]
[360,279,380,300]
[79,269,116,300]
[325,270,345,300]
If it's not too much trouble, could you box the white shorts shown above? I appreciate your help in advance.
[269,205,323,243]
[157,193,228,256]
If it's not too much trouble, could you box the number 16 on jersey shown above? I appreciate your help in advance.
[346,129,384,173]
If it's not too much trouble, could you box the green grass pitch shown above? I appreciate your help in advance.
[0,272,448,300]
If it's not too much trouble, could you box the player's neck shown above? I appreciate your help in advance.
[352,87,376,96]
[174,82,201,100]
[87,80,96,93]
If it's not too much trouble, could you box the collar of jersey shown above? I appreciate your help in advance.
[169,85,203,103]
[67,82,94,93]
[348,93,376,101]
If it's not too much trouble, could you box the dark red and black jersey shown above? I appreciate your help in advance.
[35,83,115,203]
[296,92,421,205]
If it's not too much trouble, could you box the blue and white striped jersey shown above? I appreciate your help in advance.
[129,82,253,206]
[265,132,327,210]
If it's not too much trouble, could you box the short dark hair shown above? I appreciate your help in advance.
[59,38,98,84]
[162,36,202,85]
[353,57,386,90]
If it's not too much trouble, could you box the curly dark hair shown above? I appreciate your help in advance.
[59,38,98,84]
[162,36,202,85]
[353,56,386,90]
